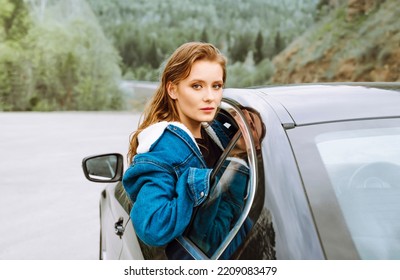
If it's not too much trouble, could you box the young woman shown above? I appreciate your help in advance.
[122,42,246,258]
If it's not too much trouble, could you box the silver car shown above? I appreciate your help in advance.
[82,82,400,260]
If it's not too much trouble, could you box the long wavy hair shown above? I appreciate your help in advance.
[127,42,227,163]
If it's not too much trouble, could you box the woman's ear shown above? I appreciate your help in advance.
[167,82,177,100]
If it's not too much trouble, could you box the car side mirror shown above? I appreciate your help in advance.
[82,153,124,183]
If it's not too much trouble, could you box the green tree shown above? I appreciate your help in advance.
[274,31,285,56]
[0,0,124,111]
[230,34,251,63]
[254,30,264,64]
[0,0,31,111]
[1,0,30,40]
[146,41,160,68]
[24,1,123,110]
[200,28,209,42]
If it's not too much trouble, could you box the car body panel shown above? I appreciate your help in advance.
[257,84,400,125]
[223,88,325,259]
[99,186,123,259]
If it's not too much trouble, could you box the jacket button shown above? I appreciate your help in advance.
[200,191,205,197]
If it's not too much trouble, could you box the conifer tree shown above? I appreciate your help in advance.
[254,30,264,64]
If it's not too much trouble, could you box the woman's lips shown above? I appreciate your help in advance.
[200,107,214,111]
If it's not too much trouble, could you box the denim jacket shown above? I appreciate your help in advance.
[122,120,232,247]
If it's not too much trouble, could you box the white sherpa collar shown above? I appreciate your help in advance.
[136,121,199,154]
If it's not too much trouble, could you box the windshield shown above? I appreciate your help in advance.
[288,118,400,259]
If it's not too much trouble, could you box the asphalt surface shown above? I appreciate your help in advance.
[0,112,140,259]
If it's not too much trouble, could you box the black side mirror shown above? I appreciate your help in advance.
[82,153,124,183]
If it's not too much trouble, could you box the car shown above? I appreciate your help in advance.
[82,82,400,260]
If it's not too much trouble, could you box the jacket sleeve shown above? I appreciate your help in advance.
[123,160,212,246]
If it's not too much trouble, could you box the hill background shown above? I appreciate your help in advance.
[1,0,398,111]
[271,0,399,83]
[87,0,399,87]
[86,0,319,87]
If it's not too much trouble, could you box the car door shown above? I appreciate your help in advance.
[99,183,125,259]
[99,181,144,260]
[113,183,144,259]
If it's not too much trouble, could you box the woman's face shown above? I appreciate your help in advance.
[168,60,224,137]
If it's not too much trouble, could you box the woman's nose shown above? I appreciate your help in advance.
[203,87,215,102]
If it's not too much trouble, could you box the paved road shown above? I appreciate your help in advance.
[0,112,140,259]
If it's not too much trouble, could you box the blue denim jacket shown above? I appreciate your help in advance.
[123,120,231,247]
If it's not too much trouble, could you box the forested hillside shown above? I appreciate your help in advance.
[86,0,319,87]
[1,0,320,111]
[272,0,400,83]
[2,0,397,111]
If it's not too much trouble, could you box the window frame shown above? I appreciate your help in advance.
[176,99,258,259]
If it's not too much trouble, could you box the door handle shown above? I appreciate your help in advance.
[114,217,125,238]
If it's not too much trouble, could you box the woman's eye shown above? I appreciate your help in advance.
[192,84,202,89]
[213,84,223,89]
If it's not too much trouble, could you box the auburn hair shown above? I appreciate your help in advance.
[127,42,227,163]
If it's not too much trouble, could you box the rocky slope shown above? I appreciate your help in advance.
[271,0,399,83]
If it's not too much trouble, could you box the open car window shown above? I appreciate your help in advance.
[115,182,133,214]
[175,100,259,259]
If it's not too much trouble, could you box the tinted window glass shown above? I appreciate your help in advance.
[115,182,132,214]
[185,133,251,258]
[316,126,400,259]
[180,105,261,259]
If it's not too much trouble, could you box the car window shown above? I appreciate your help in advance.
[316,125,400,259]
[115,182,132,214]
[288,118,400,259]
[176,101,258,259]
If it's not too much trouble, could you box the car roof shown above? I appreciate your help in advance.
[224,83,400,127]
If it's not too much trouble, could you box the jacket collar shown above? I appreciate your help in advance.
[137,121,198,154]
[136,121,224,155]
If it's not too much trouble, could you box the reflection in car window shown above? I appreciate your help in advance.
[178,104,261,259]
[186,133,251,258]
[316,127,400,259]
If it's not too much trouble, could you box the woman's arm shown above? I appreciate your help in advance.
[123,160,212,246]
